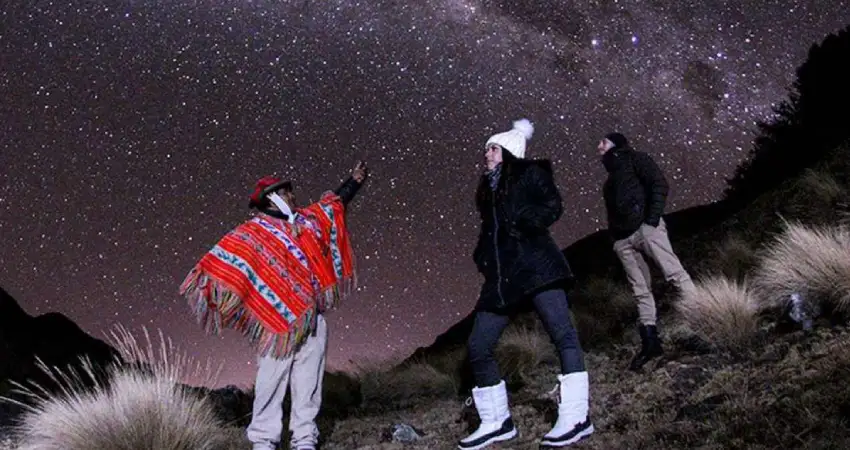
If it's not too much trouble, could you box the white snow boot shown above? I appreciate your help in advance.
[540,372,594,447]
[458,379,517,450]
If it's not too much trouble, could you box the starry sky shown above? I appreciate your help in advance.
[1,0,847,387]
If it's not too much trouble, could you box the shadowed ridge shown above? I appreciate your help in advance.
[0,287,124,430]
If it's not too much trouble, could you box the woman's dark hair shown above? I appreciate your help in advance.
[475,149,519,211]
[500,149,518,165]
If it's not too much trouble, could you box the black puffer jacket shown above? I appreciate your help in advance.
[601,146,669,240]
[472,156,575,312]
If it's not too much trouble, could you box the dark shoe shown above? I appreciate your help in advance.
[628,325,663,371]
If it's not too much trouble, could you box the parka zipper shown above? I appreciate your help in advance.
[492,191,506,307]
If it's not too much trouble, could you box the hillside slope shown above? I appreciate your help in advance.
[312,23,850,450]
[323,325,850,449]
[403,22,850,370]
[311,142,850,449]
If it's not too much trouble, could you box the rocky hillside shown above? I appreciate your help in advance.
[314,131,850,447]
[319,322,850,449]
[305,23,850,449]
[402,22,850,374]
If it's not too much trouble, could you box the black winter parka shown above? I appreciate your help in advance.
[472,157,575,312]
[601,146,669,240]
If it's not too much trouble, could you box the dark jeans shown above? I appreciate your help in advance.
[467,289,585,387]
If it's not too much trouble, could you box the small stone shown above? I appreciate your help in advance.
[381,423,425,444]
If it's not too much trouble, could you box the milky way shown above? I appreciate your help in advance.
[0,0,847,386]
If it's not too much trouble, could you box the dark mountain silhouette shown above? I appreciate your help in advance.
[723,25,850,208]
[0,286,123,428]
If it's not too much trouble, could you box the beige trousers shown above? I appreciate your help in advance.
[246,314,328,450]
[613,219,696,326]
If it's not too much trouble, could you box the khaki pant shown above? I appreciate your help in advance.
[246,314,328,450]
[613,219,695,326]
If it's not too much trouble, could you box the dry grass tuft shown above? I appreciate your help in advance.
[570,276,637,348]
[753,222,850,318]
[708,234,760,283]
[320,371,362,418]
[494,326,554,381]
[2,325,237,450]
[797,168,845,200]
[418,345,467,377]
[105,325,223,386]
[355,360,457,412]
[777,168,848,226]
[675,277,761,351]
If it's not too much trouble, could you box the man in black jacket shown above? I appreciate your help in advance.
[597,133,695,371]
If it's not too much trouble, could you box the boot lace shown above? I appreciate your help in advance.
[546,382,560,402]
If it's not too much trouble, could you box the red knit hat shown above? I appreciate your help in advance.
[248,176,292,208]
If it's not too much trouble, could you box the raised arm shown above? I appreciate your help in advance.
[333,161,369,206]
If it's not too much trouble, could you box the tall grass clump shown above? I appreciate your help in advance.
[570,276,637,348]
[753,222,850,319]
[801,168,844,196]
[708,234,760,283]
[675,277,761,351]
[494,325,554,381]
[2,325,239,450]
[787,168,846,222]
[320,370,363,419]
[354,360,457,412]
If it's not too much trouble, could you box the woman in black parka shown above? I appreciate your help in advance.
[458,119,594,450]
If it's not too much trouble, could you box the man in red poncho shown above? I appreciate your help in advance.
[180,161,369,450]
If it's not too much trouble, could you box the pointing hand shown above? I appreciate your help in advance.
[352,160,369,183]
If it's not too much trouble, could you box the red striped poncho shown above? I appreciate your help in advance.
[179,191,356,359]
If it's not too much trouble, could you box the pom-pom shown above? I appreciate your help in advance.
[512,118,534,140]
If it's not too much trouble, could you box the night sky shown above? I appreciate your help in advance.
[1,1,847,387]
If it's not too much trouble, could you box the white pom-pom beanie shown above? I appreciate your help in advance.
[485,118,535,159]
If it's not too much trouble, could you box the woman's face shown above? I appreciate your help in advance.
[485,143,503,170]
